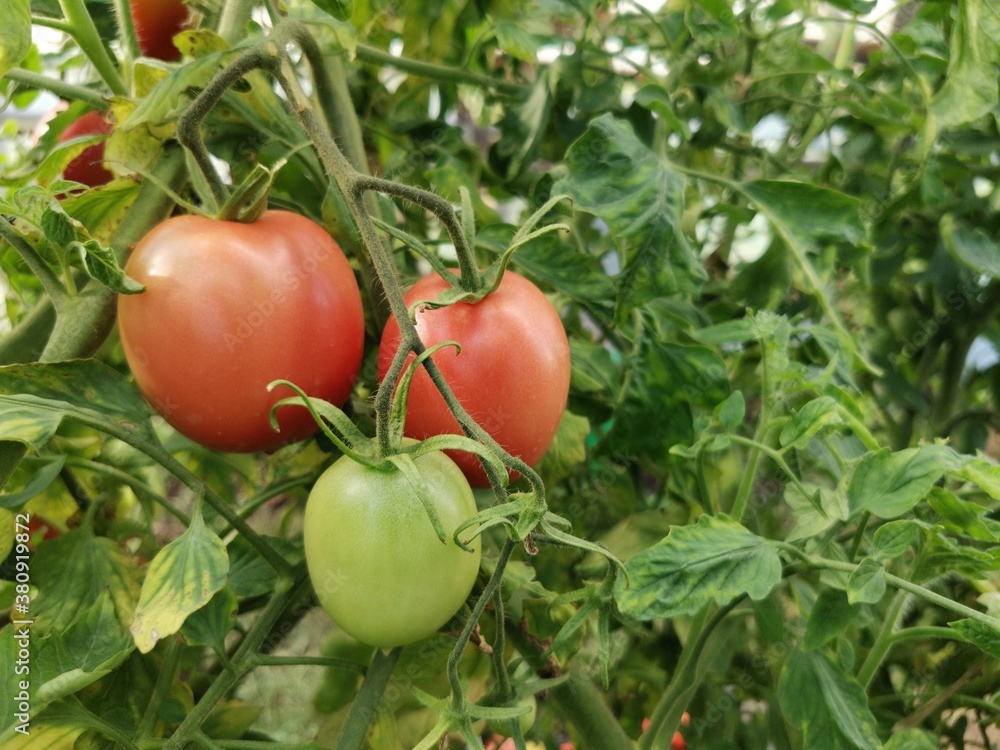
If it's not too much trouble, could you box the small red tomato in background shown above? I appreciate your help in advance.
[377,271,570,487]
[128,0,189,61]
[57,110,114,188]
[118,211,365,453]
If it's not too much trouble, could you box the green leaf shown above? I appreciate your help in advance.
[553,115,706,311]
[62,179,142,243]
[227,535,299,599]
[535,410,590,486]
[180,586,238,655]
[948,618,1000,659]
[615,514,782,620]
[715,391,745,431]
[73,239,146,294]
[872,520,922,560]
[493,67,555,179]
[941,214,1000,277]
[779,397,845,449]
[130,512,229,653]
[847,446,958,519]
[31,528,141,632]
[0,360,158,450]
[493,21,538,62]
[955,459,1000,499]
[40,205,76,248]
[884,729,938,750]
[778,648,881,750]
[847,558,886,605]
[609,339,729,465]
[824,0,877,11]
[804,589,861,651]
[927,487,998,542]
[930,0,1000,128]
[34,597,133,708]
[308,0,354,21]
[0,455,65,509]
[787,483,849,542]
[0,0,30,77]
[741,180,864,253]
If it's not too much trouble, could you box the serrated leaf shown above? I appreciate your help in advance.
[930,0,1000,128]
[847,558,886,605]
[535,410,589,486]
[609,339,729,465]
[948,618,1000,659]
[778,648,881,750]
[0,455,65,509]
[61,178,142,243]
[779,396,844,448]
[130,512,229,653]
[941,214,1000,277]
[847,446,958,519]
[615,514,782,620]
[715,391,745,431]
[31,528,141,632]
[73,239,146,294]
[0,0,30,77]
[553,115,706,312]
[872,520,922,560]
[0,360,158,450]
[927,487,997,542]
[40,206,76,248]
[180,586,238,654]
[804,589,860,651]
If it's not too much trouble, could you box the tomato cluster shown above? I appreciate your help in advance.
[114,195,568,646]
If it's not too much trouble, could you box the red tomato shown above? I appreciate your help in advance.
[671,731,686,750]
[377,271,570,487]
[129,0,189,61]
[57,111,114,188]
[118,211,365,452]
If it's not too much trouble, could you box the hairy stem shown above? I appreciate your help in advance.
[2,68,108,107]
[59,0,129,96]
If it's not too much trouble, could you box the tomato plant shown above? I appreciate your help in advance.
[3,2,1000,750]
[378,271,570,486]
[118,210,365,453]
[128,0,189,61]
[0,509,14,562]
[57,110,113,187]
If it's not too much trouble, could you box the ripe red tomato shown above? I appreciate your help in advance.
[129,0,189,61]
[58,111,114,188]
[117,211,365,453]
[303,448,481,647]
[377,271,570,487]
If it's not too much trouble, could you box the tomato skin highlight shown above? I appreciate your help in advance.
[128,0,189,61]
[58,111,114,188]
[303,449,482,648]
[377,271,570,487]
[117,211,365,453]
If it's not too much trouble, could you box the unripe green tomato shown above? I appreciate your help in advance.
[0,508,14,561]
[303,448,481,648]
[487,695,538,736]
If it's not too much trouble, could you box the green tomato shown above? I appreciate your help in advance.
[0,508,13,561]
[303,449,481,648]
[487,695,538,736]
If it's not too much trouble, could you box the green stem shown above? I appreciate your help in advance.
[160,574,310,750]
[839,407,881,451]
[31,14,75,34]
[2,68,108,107]
[856,589,908,688]
[137,636,184,738]
[0,217,67,311]
[448,541,516,703]
[64,455,191,526]
[891,626,966,644]
[111,0,141,63]
[0,299,56,365]
[332,647,404,750]
[355,43,525,95]
[727,435,814,506]
[217,0,257,43]
[504,626,634,750]
[59,0,129,96]
[848,512,870,562]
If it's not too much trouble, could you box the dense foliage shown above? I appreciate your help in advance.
[1,1,999,749]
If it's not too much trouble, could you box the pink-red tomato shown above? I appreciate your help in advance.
[57,111,114,188]
[129,0,189,61]
[118,211,365,452]
[377,271,570,487]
